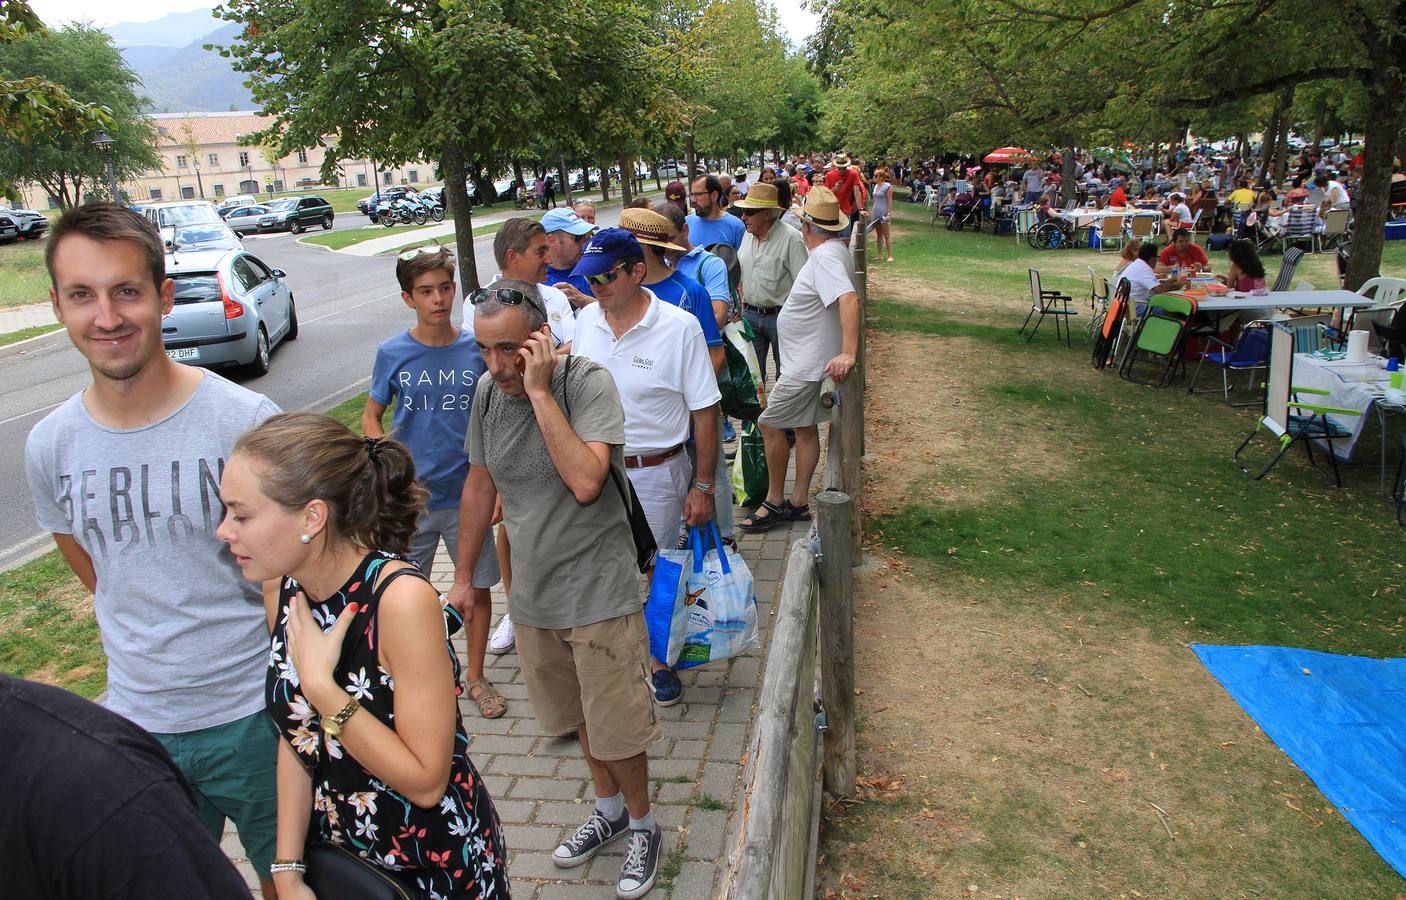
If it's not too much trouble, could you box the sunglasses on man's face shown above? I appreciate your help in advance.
[468,286,544,315]
[587,263,629,287]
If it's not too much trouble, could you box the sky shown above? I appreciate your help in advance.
[30,0,819,44]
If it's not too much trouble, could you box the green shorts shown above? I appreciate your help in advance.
[154,709,278,876]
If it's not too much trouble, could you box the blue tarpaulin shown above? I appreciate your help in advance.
[1191,644,1406,878]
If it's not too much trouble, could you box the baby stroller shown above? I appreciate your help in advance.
[946,191,982,231]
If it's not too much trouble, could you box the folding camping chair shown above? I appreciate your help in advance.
[1092,278,1130,370]
[1020,268,1078,346]
[1269,247,1305,293]
[1395,433,1406,525]
[1233,319,1362,486]
[1096,213,1126,253]
[1119,293,1194,386]
[1085,267,1110,338]
[1188,320,1271,405]
[1278,206,1317,255]
[1129,213,1159,244]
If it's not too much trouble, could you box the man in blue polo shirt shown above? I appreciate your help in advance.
[542,207,596,308]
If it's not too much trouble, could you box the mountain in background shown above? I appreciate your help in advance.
[106,8,222,47]
[105,9,254,114]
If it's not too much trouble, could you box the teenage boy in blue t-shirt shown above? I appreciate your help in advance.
[362,245,507,719]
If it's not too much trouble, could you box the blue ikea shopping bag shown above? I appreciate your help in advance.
[644,523,760,669]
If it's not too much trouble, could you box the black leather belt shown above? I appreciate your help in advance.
[743,305,780,315]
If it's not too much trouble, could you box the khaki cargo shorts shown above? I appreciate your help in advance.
[514,610,660,761]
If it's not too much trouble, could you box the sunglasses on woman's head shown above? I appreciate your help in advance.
[468,286,544,315]
[587,263,628,287]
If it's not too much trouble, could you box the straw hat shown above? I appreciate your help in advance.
[618,207,688,253]
[731,182,781,211]
[790,184,849,232]
[832,153,851,168]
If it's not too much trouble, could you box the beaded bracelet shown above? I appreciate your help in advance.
[269,860,306,874]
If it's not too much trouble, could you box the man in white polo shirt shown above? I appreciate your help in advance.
[738,186,860,533]
[571,227,721,706]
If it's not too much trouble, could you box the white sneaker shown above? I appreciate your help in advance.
[489,614,515,654]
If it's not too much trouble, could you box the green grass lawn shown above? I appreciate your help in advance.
[0,239,51,309]
[818,199,1406,897]
[868,198,1406,657]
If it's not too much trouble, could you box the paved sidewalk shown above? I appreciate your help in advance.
[224,508,812,898]
[0,301,57,334]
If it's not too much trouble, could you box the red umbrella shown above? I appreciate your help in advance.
[984,146,1037,163]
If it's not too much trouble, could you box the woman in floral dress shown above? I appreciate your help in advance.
[217,412,509,898]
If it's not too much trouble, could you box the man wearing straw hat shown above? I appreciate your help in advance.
[737,185,860,533]
[734,180,809,386]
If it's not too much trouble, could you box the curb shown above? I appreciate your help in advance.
[0,325,64,361]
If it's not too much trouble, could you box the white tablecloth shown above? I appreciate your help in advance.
[1290,353,1396,458]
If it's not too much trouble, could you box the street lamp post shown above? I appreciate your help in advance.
[91,131,118,201]
[194,160,204,199]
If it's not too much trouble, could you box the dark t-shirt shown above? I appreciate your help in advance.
[0,674,253,900]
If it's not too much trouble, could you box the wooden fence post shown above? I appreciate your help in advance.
[816,490,855,799]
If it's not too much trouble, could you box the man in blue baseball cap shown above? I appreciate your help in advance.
[542,207,596,308]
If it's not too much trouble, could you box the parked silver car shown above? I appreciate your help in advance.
[222,204,274,235]
[163,248,298,375]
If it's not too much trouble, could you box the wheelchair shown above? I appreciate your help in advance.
[1028,214,1087,250]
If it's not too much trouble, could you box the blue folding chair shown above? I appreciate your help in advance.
[1188,322,1271,406]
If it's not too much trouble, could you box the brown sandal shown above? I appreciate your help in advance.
[466,677,507,719]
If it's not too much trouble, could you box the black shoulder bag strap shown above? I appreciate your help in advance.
[560,356,658,572]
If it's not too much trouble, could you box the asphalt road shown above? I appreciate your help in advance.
[0,202,627,571]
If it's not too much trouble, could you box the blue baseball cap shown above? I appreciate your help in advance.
[570,228,643,279]
[541,208,595,236]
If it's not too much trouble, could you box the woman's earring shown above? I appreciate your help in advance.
[300,534,312,544]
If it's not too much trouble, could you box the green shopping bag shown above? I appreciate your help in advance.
[731,421,768,508]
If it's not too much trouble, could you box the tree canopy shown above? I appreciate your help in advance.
[817,0,1406,288]
[0,20,159,208]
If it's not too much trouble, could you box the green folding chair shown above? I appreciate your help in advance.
[1233,320,1362,487]
[1119,294,1193,387]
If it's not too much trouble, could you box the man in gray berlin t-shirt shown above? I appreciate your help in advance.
[23,204,281,898]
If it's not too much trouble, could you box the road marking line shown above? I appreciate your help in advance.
[301,291,399,325]
[0,399,63,427]
[301,376,371,412]
[0,531,51,560]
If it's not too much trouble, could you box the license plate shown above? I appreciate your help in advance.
[166,347,200,361]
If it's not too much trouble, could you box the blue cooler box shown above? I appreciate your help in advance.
[1387,218,1406,241]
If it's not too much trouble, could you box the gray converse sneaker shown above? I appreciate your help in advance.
[616,826,662,899]
[552,808,628,868]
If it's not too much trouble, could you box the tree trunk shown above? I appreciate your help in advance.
[652,160,661,190]
[1344,72,1406,291]
[1060,140,1077,207]
[619,155,633,205]
[685,134,696,185]
[511,159,525,197]
[1272,85,1295,185]
[559,156,573,205]
[1258,104,1282,181]
[440,139,479,294]
[1311,98,1326,152]
[599,165,610,202]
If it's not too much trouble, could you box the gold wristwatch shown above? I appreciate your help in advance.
[321,696,360,738]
